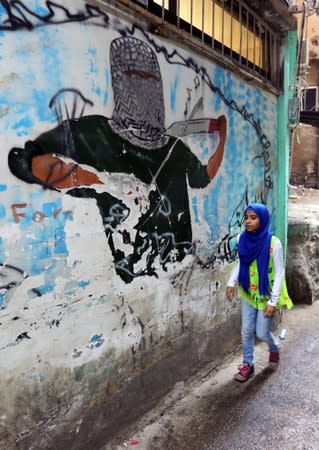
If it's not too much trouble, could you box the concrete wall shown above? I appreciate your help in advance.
[0,1,280,447]
[287,220,319,305]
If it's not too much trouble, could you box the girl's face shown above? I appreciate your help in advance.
[243,209,260,232]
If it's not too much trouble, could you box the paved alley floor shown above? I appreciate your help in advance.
[104,301,319,450]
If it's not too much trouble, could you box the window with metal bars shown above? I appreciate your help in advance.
[133,0,282,89]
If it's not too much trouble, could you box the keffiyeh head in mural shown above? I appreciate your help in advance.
[109,37,169,149]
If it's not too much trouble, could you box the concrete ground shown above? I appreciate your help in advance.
[103,301,319,450]
[102,189,319,450]
[288,185,319,224]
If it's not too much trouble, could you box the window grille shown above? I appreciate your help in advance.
[301,86,318,111]
[129,0,283,90]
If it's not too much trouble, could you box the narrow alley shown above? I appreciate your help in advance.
[105,300,319,450]
[1,2,318,447]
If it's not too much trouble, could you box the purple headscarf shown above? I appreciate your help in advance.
[238,203,273,295]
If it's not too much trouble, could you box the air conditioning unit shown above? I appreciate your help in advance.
[300,39,309,68]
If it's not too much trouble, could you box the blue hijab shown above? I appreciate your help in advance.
[238,203,273,295]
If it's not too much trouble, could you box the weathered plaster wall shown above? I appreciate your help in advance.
[287,221,319,305]
[0,1,279,447]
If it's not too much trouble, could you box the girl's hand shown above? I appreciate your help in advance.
[226,286,235,301]
[264,304,276,318]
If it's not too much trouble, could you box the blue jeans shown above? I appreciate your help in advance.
[241,299,280,366]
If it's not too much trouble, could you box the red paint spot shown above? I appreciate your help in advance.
[208,119,219,133]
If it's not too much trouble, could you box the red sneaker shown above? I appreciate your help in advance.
[234,363,254,382]
[268,351,280,370]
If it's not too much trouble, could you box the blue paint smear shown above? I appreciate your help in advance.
[88,334,105,348]
[88,48,97,57]
[0,294,5,307]
[42,202,60,218]
[35,283,55,295]
[211,66,224,112]
[170,75,178,112]
[0,237,5,264]
[0,185,7,192]
[78,280,90,289]
[19,0,48,16]
[104,69,110,106]
[192,196,199,224]
[32,90,55,123]
[12,116,34,135]
[54,235,67,255]
[200,138,209,159]
[37,28,63,107]
[88,58,98,75]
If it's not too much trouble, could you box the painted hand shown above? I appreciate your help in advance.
[207,115,227,179]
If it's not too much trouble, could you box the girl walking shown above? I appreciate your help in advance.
[226,202,293,382]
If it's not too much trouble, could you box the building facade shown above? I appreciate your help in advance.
[291,0,319,187]
[0,0,296,447]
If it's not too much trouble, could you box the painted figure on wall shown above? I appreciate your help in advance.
[8,37,227,283]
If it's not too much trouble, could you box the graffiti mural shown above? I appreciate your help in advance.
[0,0,276,300]
[0,4,284,437]
[8,36,227,283]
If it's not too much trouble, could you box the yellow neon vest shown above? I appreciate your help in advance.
[239,236,293,310]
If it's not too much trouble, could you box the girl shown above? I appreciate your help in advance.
[226,202,293,382]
